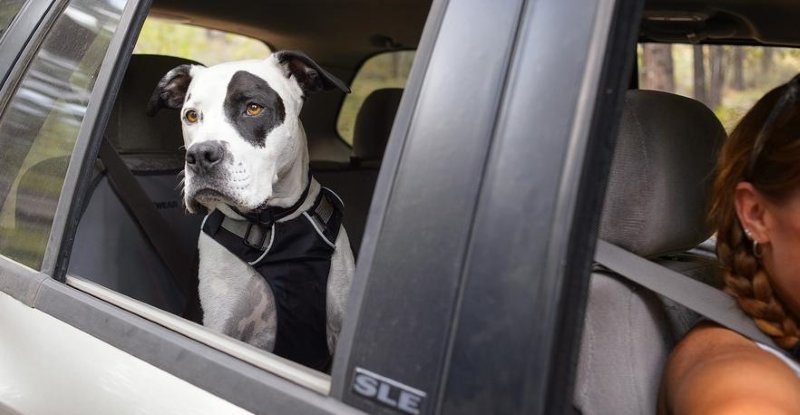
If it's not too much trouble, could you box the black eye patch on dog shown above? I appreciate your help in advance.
[224,71,286,147]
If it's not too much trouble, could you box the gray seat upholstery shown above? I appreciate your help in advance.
[314,88,403,254]
[573,90,726,414]
[68,55,203,314]
[351,88,403,163]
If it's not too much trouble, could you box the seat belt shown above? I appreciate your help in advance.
[97,139,194,313]
[594,239,779,349]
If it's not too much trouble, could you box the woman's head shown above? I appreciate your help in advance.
[710,74,800,351]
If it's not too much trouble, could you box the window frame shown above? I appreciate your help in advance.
[0,0,59,110]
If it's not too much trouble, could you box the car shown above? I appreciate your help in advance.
[0,0,797,414]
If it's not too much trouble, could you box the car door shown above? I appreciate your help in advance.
[0,0,641,414]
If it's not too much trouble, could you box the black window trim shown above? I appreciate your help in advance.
[0,0,62,114]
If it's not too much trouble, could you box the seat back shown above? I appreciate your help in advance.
[574,90,726,414]
[314,88,403,254]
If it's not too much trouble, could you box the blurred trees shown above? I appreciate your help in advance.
[642,44,675,92]
[708,46,725,109]
[693,45,707,104]
[133,18,270,66]
[732,48,745,91]
[638,43,800,131]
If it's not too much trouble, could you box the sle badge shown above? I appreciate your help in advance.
[352,367,427,414]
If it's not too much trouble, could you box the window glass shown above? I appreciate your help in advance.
[0,0,128,269]
[133,17,270,66]
[637,44,800,131]
[337,51,414,144]
[0,0,26,40]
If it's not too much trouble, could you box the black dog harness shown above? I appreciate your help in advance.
[201,179,343,371]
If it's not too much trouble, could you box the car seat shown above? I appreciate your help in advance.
[67,55,203,315]
[573,90,726,414]
[314,88,403,254]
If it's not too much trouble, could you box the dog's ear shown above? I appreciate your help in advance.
[273,50,350,96]
[146,64,198,116]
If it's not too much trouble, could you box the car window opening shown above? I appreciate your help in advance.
[60,2,425,381]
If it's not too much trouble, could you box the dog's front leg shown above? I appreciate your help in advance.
[197,231,278,352]
[325,226,355,353]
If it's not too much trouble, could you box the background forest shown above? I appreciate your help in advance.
[639,44,800,131]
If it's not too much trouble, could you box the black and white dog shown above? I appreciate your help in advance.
[147,51,354,371]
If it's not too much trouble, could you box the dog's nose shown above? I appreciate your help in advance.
[186,141,225,171]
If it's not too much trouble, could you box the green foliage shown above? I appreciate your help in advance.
[133,18,270,65]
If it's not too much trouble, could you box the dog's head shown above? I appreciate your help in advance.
[147,51,349,213]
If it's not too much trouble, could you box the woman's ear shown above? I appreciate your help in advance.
[735,181,770,243]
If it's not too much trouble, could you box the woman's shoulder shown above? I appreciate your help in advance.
[669,322,758,371]
[660,322,800,414]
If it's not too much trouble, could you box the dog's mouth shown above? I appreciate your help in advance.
[190,187,237,206]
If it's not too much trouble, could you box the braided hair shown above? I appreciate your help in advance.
[710,75,800,352]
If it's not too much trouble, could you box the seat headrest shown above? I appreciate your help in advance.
[600,90,725,257]
[106,54,202,155]
[352,88,403,161]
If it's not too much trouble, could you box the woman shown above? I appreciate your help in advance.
[660,76,800,414]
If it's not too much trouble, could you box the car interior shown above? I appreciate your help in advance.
[15,0,795,408]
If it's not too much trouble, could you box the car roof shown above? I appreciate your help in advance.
[642,0,800,46]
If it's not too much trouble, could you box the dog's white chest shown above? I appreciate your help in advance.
[197,231,267,331]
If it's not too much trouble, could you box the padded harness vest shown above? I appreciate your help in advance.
[201,181,343,371]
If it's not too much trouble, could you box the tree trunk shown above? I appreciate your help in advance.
[732,47,745,91]
[708,46,725,109]
[693,45,707,105]
[642,44,675,92]
[762,48,774,76]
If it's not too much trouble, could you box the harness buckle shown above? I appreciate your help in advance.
[243,222,270,250]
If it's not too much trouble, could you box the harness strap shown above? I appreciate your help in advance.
[200,182,344,371]
[98,138,194,315]
[203,185,343,262]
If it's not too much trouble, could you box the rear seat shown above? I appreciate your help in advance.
[573,90,726,414]
[314,88,403,254]
[68,55,203,315]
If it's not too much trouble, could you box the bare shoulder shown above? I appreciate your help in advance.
[660,322,800,415]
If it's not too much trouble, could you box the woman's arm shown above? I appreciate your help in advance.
[660,323,800,415]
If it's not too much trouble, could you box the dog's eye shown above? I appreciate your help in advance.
[185,110,199,124]
[246,103,264,116]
